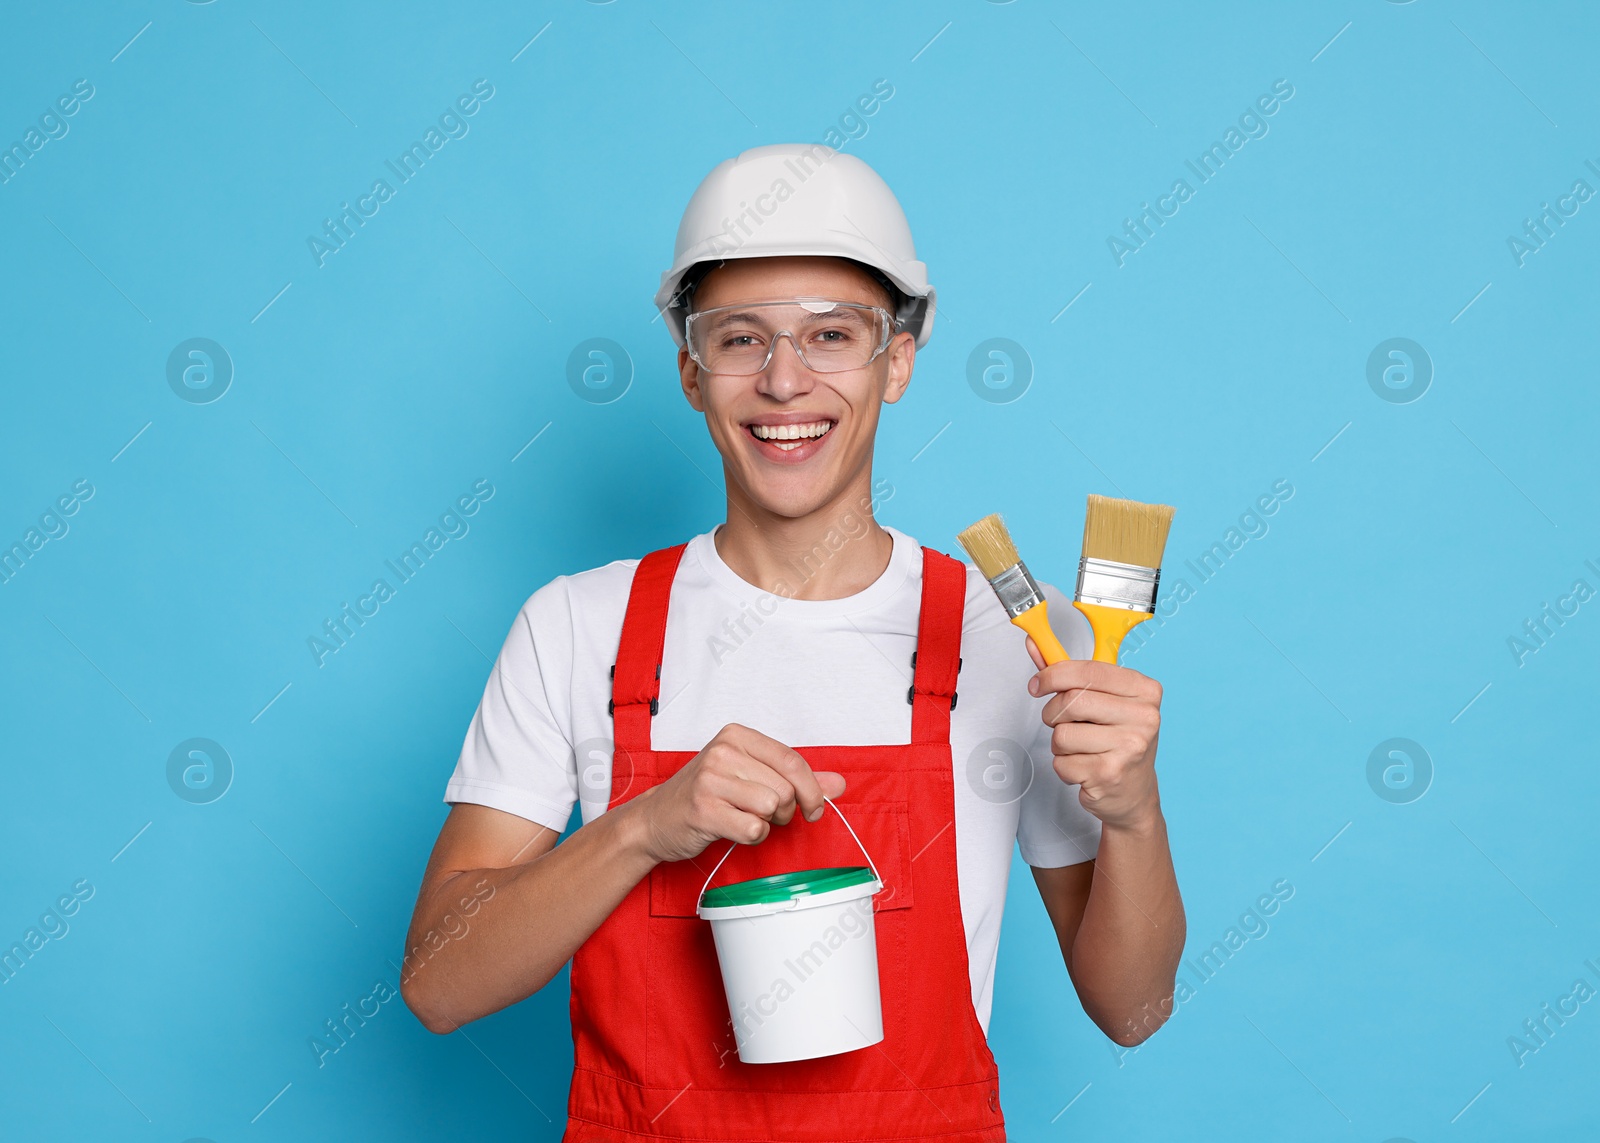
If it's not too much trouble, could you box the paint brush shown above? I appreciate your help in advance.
[957,514,1071,665]
[1072,494,1176,663]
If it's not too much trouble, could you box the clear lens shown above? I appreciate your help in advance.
[686,299,892,376]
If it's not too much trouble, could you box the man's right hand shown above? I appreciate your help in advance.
[635,723,846,864]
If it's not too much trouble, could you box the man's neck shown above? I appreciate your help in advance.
[714,478,891,601]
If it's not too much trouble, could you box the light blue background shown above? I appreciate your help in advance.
[2,2,1596,1140]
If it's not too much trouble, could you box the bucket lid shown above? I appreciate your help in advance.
[699,865,877,909]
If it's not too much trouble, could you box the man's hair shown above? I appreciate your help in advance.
[676,258,903,324]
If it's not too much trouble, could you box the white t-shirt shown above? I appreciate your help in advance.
[446,524,1102,1033]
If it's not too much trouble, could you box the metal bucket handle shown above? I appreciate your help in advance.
[697,796,882,907]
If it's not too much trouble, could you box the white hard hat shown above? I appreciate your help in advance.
[654,143,936,349]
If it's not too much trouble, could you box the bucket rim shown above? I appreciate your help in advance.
[697,879,880,920]
[697,866,880,917]
[700,864,875,909]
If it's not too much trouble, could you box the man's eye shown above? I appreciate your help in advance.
[721,333,762,348]
[814,328,855,343]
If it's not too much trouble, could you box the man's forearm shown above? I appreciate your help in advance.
[401,793,660,1034]
[1070,808,1185,1045]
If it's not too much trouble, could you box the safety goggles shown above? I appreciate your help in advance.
[683,298,897,376]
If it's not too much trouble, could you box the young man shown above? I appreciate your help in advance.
[402,144,1184,1141]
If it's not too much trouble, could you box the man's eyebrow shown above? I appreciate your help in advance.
[704,309,771,328]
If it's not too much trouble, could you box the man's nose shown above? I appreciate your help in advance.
[757,332,815,397]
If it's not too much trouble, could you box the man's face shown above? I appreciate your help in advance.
[678,256,914,520]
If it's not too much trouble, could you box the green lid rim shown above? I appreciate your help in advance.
[699,865,877,909]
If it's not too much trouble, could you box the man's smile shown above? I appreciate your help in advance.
[743,415,838,460]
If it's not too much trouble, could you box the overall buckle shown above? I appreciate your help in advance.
[608,663,661,717]
[906,651,960,711]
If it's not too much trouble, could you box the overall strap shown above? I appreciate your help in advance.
[910,546,966,745]
[610,543,688,755]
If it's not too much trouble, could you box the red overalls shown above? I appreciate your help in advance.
[565,541,1006,1142]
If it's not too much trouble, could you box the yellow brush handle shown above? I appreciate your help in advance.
[1072,601,1154,664]
[1010,601,1071,666]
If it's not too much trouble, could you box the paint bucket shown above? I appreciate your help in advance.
[696,797,884,1064]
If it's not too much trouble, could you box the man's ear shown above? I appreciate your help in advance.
[881,332,916,405]
[678,346,706,412]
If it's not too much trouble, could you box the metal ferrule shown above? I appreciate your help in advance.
[1075,556,1160,613]
[988,562,1046,619]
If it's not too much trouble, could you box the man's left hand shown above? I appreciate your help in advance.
[1025,637,1164,833]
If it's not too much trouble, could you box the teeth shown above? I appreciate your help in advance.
[750,420,833,441]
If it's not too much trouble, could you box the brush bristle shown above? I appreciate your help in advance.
[957,514,1021,580]
[1081,495,1176,569]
